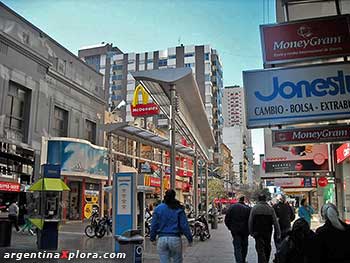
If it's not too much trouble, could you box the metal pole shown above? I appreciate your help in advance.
[160,150,164,199]
[170,84,177,189]
[108,132,113,217]
[205,162,209,220]
[194,150,198,217]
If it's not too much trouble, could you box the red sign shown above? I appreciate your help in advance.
[131,103,160,117]
[149,177,161,187]
[318,177,329,187]
[261,15,350,64]
[0,181,20,192]
[272,125,350,146]
[336,143,350,164]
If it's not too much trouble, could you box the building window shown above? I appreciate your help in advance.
[112,74,123,81]
[85,120,96,144]
[168,54,176,59]
[158,59,167,67]
[205,74,210,81]
[53,106,68,137]
[84,55,100,72]
[185,63,195,68]
[147,58,153,63]
[205,53,210,60]
[112,64,123,71]
[5,82,30,142]
[184,53,194,58]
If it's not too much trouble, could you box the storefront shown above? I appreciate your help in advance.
[44,137,108,221]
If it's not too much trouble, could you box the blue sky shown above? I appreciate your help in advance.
[3,0,276,163]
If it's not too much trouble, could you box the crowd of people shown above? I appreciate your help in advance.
[225,193,350,263]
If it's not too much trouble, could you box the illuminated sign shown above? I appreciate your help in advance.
[131,84,160,117]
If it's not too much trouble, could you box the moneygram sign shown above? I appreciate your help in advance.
[261,15,350,64]
[272,125,350,146]
[243,62,350,128]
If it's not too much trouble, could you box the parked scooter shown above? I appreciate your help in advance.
[84,208,100,238]
[188,213,211,241]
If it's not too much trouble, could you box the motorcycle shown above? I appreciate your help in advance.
[84,208,100,238]
[145,216,152,237]
[188,213,210,241]
[95,215,112,238]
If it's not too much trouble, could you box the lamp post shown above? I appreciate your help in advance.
[170,84,177,189]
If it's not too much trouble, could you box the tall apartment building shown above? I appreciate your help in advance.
[222,86,253,184]
[79,44,224,166]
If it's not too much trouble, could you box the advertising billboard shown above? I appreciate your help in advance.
[336,143,350,164]
[260,15,350,64]
[46,138,108,178]
[272,125,350,146]
[243,62,350,128]
[264,129,329,173]
[131,84,160,117]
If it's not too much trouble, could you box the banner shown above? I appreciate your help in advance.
[272,125,350,146]
[264,129,329,173]
[336,143,350,164]
[261,15,350,64]
[243,62,350,128]
[131,84,160,117]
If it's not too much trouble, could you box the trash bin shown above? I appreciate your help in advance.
[211,213,218,230]
[0,218,12,247]
[115,229,144,263]
[37,220,59,250]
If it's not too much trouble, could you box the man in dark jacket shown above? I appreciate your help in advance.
[225,196,251,263]
[273,194,295,248]
[249,194,281,263]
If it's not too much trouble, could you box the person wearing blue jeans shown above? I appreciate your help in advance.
[150,189,193,263]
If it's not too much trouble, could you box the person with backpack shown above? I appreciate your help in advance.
[224,195,251,263]
[274,218,317,263]
[273,194,295,249]
[249,193,281,263]
[298,198,314,226]
[150,189,193,263]
[315,203,350,263]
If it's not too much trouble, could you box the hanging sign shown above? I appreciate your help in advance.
[318,177,328,187]
[131,84,160,117]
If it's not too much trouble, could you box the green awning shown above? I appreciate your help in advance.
[28,178,70,191]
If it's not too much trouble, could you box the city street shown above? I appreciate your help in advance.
[1,222,279,262]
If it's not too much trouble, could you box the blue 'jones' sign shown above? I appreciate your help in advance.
[243,62,350,128]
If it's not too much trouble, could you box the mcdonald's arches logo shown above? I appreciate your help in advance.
[131,84,160,117]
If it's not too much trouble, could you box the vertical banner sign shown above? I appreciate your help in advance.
[131,84,160,117]
[113,172,136,253]
[260,15,350,65]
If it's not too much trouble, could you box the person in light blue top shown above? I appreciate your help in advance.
[150,189,193,263]
[298,198,314,226]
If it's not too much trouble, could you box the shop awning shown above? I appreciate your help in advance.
[104,122,195,157]
[131,68,215,159]
[28,178,70,191]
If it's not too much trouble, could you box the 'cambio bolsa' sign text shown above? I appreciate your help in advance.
[261,15,350,64]
[243,62,350,128]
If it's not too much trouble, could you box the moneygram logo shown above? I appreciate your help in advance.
[297,25,313,39]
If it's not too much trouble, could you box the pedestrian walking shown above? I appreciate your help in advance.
[150,189,193,263]
[274,218,317,263]
[298,198,314,226]
[249,193,281,263]
[8,201,20,231]
[273,194,295,249]
[224,195,251,263]
[315,203,350,263]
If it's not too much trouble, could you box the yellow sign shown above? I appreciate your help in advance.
[132,84,150,106]
[84,203,93,219]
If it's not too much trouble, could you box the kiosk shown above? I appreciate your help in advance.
[28,164,70,250]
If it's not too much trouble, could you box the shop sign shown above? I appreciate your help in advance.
[260,15,350,64]
[318,177,329,187]
[274,177,316,188]
[150,177,160,187]
[272,125,350,146]
[0,181,20,192]
[131,84,159,117]
[243,62,350,128]
[336,143,350,163]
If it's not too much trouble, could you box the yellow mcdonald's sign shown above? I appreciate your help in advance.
[131,84,160,117]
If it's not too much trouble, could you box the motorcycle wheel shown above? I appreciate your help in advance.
[200,231,206,241]
[85,225,95,238]
[145,226,150,237]
[204,228,211,239]
[190,225,195,237]
[95,225,106,238]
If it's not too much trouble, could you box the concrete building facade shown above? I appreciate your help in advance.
[0,2,106,220]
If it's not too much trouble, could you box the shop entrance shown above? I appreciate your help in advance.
[68,181,81,220]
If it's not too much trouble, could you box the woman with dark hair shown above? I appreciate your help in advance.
[316,203,350,263]
[150,189,193,263]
